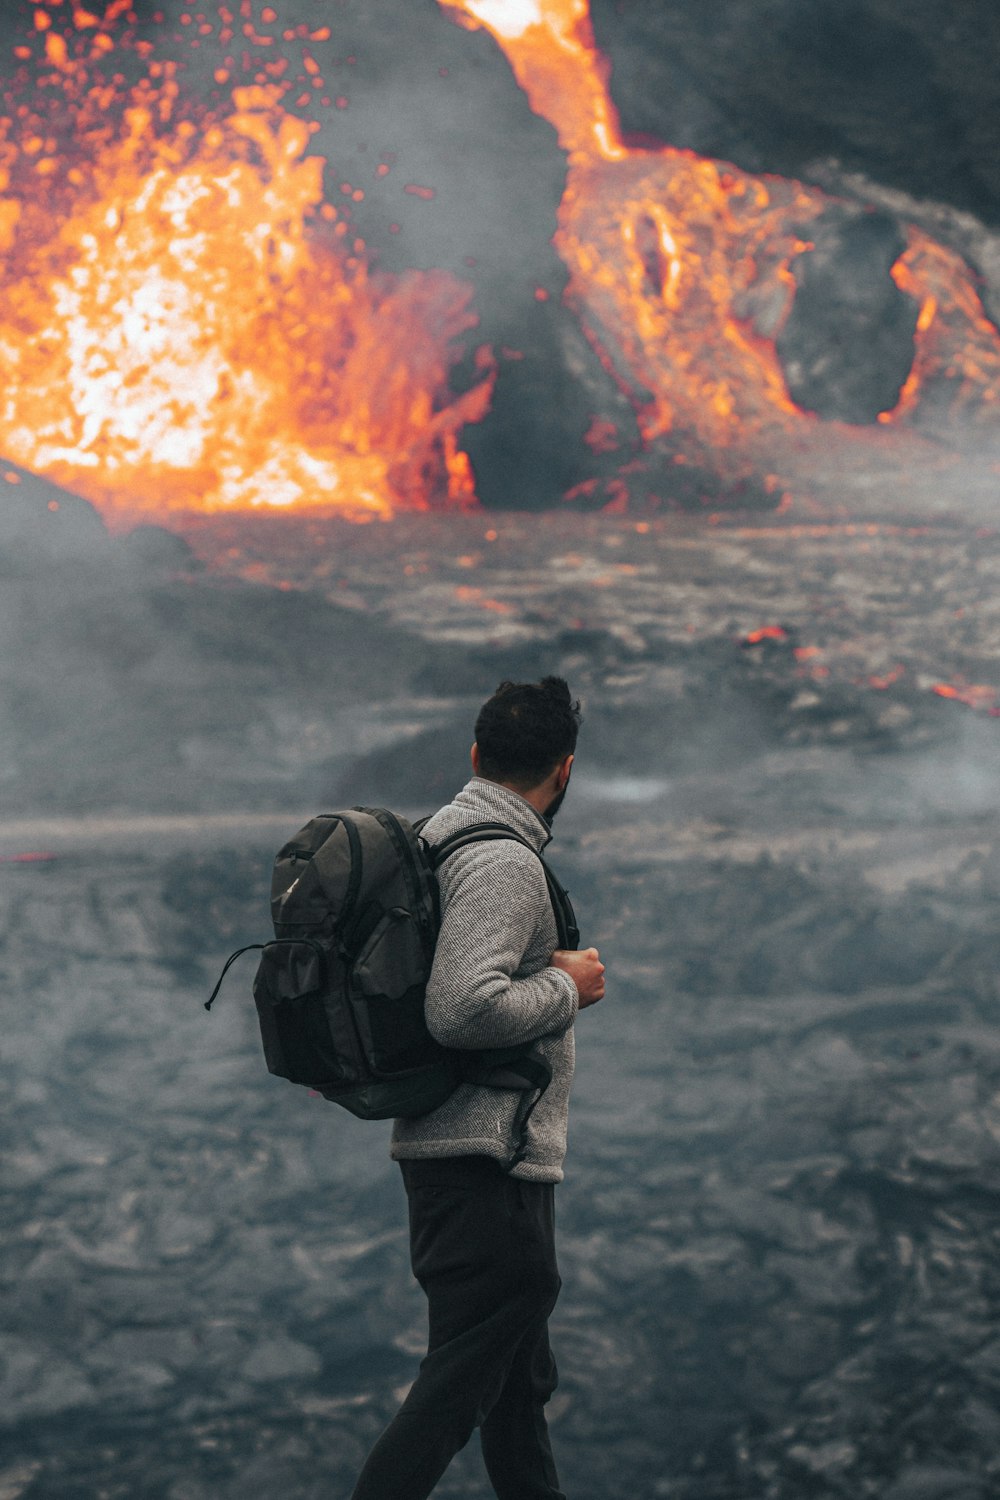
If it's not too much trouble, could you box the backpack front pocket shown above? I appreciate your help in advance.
[350,908,440,1075]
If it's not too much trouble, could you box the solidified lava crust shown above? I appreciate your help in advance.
[3,495,1000,1498]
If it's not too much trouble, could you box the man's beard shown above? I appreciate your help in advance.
[544,773,571,825]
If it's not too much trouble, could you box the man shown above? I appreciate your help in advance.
[350,677,605,1500]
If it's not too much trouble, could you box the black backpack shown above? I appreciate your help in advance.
[206,808,578,1136]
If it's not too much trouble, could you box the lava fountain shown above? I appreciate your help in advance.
[0,2,495,522]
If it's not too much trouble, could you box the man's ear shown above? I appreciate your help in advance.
[471,742,481,775]
[557,753,574,789]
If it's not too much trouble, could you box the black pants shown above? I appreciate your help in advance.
[350,1156,567,1500]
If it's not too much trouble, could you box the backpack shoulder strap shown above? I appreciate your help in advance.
[429,821,535,867]
[428,822,579,951]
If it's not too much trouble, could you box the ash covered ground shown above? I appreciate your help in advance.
[4,483,1000,1498]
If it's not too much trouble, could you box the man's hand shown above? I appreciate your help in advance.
[551,948,605,1009]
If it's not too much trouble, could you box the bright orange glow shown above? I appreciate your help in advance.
[883,236,1000,423]
[444,0,624,161]
[744,625,788,644]
[932,682,1000,714]
[0,7,494,521]
[443,0,1000,491]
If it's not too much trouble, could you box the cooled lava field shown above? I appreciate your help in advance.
[3,486,1000,1499]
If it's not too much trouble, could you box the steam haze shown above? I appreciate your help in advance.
[2,5,1000,1499]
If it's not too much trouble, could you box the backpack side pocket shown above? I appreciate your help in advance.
[253,939,353,1089]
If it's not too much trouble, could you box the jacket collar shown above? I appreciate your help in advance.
[449,777,553,853]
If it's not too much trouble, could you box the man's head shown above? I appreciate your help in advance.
[472,677,581,819]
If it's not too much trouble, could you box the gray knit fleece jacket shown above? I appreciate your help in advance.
[390,778,579,1182]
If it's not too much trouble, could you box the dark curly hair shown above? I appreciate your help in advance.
[474,677,582,788]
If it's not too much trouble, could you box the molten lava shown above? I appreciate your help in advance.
[445,0,1000,492]
[0,3,494,520]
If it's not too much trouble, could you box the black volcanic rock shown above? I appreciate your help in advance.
[590,0,1000,226]
[118,524,200,575]
[283,0,568,301]
[458,298,640,510]
[776,208,920,422]
[0,464,114,572]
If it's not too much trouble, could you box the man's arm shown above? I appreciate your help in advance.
[425,852,578,1050]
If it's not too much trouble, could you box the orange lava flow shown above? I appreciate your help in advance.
[932,682,1000,715]
[443,0,1000,488]
[0,4,494,521]
[743,625,789,645]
